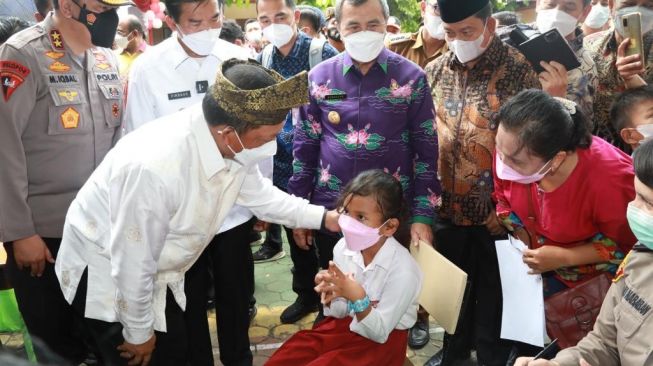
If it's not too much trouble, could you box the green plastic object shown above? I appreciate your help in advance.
[0,289,37,362]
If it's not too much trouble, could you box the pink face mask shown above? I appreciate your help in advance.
[495,151,552,184]
[338,214,388,251]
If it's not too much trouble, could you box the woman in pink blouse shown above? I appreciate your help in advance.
[492,89,636,293]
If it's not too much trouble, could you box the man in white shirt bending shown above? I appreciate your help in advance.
[55,59,339,366]
[123,1,263,364]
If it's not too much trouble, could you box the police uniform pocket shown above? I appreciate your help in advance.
[615,283,651,341]
[99,84,123,128]
[616,306,644,339]
[47,87,89,136]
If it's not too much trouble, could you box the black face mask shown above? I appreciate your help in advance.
[71,1,118,48]
[325,27,341,42]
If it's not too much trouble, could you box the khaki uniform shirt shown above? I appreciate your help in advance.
[554,244,653,365]
[387,28,447,70]
[0,14,122,242]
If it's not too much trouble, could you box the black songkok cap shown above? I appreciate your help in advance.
[437,0,490,24]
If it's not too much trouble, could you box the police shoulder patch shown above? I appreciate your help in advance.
[613,250,633,283]
[1,60,31,101]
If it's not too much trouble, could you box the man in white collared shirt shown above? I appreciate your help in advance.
[123,1,264,364]
[56,60,339,366]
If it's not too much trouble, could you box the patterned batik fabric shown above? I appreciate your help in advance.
[288,49,441,224]
[584,28,653,153]
[425,36,540,226]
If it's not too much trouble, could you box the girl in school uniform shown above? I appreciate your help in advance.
[266,169,423,366]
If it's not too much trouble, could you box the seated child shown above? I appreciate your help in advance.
[610,85,653,151]
[266,169,423,366]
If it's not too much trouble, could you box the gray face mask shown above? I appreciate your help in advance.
[614,6,653,37]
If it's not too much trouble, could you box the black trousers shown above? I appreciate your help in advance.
[71,269,189,366]
[288,229,341,305]
[4,238,87,364]
[263,223,284,252]
[181,219,258,366]
[206,218,256,366]
[433,218,513,366]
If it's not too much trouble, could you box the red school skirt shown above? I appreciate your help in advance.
[266,316,409,366]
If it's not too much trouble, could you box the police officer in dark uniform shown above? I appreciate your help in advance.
[0,0,129,362]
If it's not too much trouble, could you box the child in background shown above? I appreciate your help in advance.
[610,85,653,151]
[266,170,423,365]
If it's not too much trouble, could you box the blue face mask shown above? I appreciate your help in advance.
[627,203,653,250]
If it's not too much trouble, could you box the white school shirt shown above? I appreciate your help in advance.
[124,35,267,233]
[55,104,325,345]
[323,237,423,344]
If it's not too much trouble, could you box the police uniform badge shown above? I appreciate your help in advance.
[60,107,80,129]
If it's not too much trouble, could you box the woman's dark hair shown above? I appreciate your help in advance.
[335,169,404,221]
[202,61,277,132]
[633,139,653,188]
[496,89,593,160]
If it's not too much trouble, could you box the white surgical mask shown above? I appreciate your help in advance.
[424,14,445,40]
[177,26,221,56]
[262,23,295,48]
[343,30,386,63]
[247,31,262,43]
[448,23,488,64]
[114,33,129,50]
[536,8,579,37]
[615,6,653,37]
[584,4,610,29]
[637,123,653,143]
[221,128,278,166]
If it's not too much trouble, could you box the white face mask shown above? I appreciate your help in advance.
[448,22,488,64]
[222,128,278,166]
[424,13,445,40]
[536,8,579,37]
[343,30,386,63]
[615,6,653,37]
[584,4,610,29]
[114,33,129,50]
[262,23,295,48]
[177,26,221,56]
[637,123,653,143]
[247,31,262,42]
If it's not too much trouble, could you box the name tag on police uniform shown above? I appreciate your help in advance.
[196,80,208,94]
[168,90,191,100]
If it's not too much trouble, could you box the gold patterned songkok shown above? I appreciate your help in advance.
[210,59,309,125]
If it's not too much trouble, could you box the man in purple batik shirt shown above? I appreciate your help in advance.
[285,0,441,325]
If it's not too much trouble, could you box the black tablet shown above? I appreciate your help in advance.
[517,28,581,74]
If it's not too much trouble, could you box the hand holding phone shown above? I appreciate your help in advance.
[621,12,645,59]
